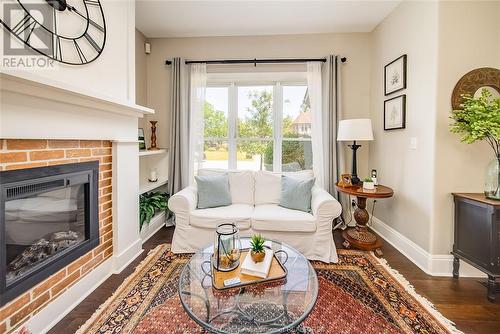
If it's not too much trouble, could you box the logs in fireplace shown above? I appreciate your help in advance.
[0,162,99,305]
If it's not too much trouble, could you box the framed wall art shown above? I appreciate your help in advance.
[384,55,407,95]
[384,95,406,130]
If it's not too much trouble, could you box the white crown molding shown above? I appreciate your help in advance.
[0,71,154,118]
[370,216,485,278]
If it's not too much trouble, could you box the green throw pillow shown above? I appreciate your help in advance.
[279,175,315,212]
[195,174,231,209]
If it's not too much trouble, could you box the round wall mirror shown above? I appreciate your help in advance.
[451,67,500,109]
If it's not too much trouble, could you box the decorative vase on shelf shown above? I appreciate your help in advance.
[148,120,159,150]
[484,156,500,200]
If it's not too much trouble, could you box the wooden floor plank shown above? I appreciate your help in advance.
[47,227,500,334]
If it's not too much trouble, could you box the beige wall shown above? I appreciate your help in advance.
[369,1,439,251]
[135,29,148,107]
[432,1,500,254]
[146,33,373,176]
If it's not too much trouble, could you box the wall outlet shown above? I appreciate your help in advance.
[409,137,418,150]
[351,199,356,207]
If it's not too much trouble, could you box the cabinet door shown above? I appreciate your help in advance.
[455,199,493,270]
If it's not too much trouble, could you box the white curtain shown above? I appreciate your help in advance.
[188,63,207,185]
[307,62,325,188]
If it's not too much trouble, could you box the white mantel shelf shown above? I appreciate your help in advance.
[0,71,154,118]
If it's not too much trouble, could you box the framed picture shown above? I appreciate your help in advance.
[384,95,406,130]
[138,128,146,150]
[338,174,352,188]
[384,55,407,95]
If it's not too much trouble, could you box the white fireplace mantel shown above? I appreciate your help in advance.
[0,71,153,142]
[1,71,150,333]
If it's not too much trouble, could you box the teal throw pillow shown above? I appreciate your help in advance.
[279,175,315,212]
[195,174,231,209]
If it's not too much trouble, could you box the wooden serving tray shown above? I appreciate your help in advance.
[211,249,287,290]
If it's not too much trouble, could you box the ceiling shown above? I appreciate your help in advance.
[136,1,401,38]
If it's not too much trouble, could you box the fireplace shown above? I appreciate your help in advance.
[0,161,99,306]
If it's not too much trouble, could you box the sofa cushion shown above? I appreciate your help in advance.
[252,204,316,233]
[195,174,231,209]
[280,175,315,212]
[198,169,254,205]
[190,204,253,230]
[254,170,314,205]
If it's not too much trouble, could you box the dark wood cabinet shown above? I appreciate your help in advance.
[452,193,500,302]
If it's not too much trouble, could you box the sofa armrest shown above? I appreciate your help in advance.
[311,185,342,220]
[168,186,197,227]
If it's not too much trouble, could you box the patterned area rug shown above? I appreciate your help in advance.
[76,245,461,334]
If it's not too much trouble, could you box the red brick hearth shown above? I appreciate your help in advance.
[0,139,113,334]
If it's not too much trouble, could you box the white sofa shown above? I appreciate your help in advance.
[168,169,342,263]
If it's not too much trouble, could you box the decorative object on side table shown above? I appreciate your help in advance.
[336,183,393,257]
[362,177,375,190]
[452,193,500,302]
[213,223,241,272]
[371,169,378,185]
[384,95,406,130]
[138,128,146,150]
[337,119,374,185]
[338,173,352,187]
[450,89,500,199]
[384,54,407,95]
[148,120,159,150]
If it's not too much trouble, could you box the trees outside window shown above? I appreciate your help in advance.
[202,82,312,172]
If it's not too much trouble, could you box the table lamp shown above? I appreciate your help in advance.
[337,119,374,185]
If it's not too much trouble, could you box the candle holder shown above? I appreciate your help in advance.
[213,224,241,272]
[148,120,159,150]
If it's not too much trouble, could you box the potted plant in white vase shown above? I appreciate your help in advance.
[450,89,500,199]
[363,177,375,190]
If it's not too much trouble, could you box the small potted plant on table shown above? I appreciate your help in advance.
[250,234,266,263]
[363,177,375,190]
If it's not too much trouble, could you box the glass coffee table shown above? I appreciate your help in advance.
[178,238,318,333]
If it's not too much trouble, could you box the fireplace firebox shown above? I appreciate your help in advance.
[0,161,99,305]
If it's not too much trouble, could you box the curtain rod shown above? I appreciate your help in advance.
[164,57,347,65]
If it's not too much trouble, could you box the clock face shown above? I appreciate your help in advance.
[1,0,106,65]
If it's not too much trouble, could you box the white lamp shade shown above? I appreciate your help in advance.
[337,119,374,141]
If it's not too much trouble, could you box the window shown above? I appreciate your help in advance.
[203,78,311,172]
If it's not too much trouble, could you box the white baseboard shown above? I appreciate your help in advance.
[112,238,143,273]
[370,216,485,278]
[25,258,114,334]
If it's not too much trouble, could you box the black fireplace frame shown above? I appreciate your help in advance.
[0,161,99,306]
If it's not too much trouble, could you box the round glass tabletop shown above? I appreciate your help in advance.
[178,238,318,333]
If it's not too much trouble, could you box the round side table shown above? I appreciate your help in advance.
[336,183,393,257]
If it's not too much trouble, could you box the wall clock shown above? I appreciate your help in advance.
[1,0,106,65]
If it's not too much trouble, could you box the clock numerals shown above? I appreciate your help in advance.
[84,0,101,7]
[11,14,38,40]
[84,33,102,53]
[70,6,104,32]
[73,40,87,64]
[52,35,62,61]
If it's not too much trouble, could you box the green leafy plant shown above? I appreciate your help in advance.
[450,89,500,156]
[250,234,266,254]
[363,177,373,183]
[139,191,169,230]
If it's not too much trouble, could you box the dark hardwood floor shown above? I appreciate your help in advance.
[50,227,500,334]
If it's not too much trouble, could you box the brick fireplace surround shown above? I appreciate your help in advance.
[0,139,113,334]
